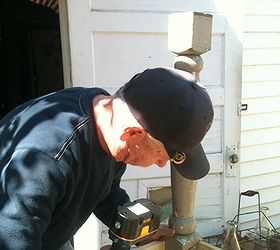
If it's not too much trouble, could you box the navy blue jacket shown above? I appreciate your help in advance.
[0,87,130,249]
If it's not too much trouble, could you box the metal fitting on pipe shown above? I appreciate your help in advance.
[174,55,203,76]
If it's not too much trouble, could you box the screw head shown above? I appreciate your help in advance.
[115,221,121,229]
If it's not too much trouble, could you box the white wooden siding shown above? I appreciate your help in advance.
[240,0,280,231]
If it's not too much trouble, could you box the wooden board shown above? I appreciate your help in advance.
[135,239,222,250]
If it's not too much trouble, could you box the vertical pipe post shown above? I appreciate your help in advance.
[166,12,213,250]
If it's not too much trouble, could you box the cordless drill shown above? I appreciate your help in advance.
[109,199,162,250]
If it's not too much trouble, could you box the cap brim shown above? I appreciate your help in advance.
[171,144,210,180]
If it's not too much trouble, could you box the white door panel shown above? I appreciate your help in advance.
[91,0,223,13]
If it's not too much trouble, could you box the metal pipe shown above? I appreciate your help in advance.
[169,167,197,235]
[165,11,213,250]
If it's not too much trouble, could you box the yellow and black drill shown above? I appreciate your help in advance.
[109,199,162,250]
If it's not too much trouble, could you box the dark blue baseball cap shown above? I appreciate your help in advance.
[116,67,214,180]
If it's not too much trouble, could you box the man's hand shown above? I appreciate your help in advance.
[137,224,175,246]
[151,224,176,240]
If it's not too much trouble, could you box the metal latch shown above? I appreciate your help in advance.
[226,145,239,177]
[238,103,248,115]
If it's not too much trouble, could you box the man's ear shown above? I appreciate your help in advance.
[120,127,144,142]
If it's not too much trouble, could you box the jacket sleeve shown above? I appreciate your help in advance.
[0,149,67,250]
[93,162,130,227]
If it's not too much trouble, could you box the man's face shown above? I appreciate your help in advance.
[122,132,170,168]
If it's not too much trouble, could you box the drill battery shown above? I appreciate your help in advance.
[109,198,162,247]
